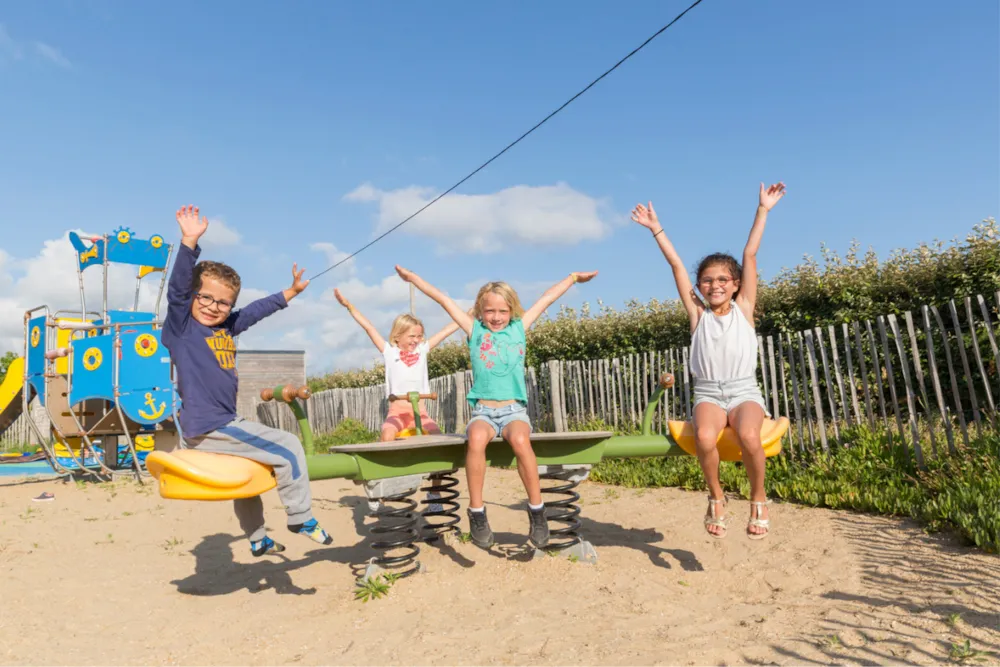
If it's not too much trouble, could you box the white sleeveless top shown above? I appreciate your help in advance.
[689,302,758,380]
[383,341,431,398]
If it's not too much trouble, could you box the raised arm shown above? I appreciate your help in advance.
[426,310,471,349]
[631,201,702,331]
[163,205,209,339]
[334,288,386,352]
[227,262,307,335]
[521,271,598,330]
[739,182,786,314]
[395,266,474,336]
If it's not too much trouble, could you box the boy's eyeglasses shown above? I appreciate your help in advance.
[699,277,733,287]
[194,293,234,311]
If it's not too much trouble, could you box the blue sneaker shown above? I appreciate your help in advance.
[250,535,285,557]
[289,518,333,545]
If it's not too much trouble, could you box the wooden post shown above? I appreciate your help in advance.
[767,336,780,419]
[795,333,817,450]
[976,294,1000,399]
[964,297,996,428]
[903,311,938,457]
[814,328,840,440]
[827,325,852,428]
[842,323,863,426]
[852,322,875,429]
[803,330,829,451]
[949,299,982,437]
[758,335,771,411]
[779,334,802,453]
[921,307,955,454]
[877,316,909,460]
[866,320,892,439]
[888,314,924,467]
[930,305,969,446]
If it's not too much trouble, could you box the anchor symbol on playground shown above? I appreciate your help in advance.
[137,392,166,421]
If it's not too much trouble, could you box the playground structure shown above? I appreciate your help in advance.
[148,374,788,582]
[7,227,178,480]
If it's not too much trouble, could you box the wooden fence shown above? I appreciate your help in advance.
[252,292,1000,466]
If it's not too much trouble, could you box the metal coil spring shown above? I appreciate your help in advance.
[539,470,582,550]
[420,469,461,542]
[368,488,421,578]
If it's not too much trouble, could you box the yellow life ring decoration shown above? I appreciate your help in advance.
[82,347,102,371]
[30,326,40,348]
[150,234,164,249]
[117,229,131,244]
[135,333,158,357]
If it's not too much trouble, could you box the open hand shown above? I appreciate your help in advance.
[395,265,415,283]
[630,202,661,231]
[289,263,309,295]
[176,205,208,242]
[333,288,350,308]
[572,271,599,284]
[759,182,787,211]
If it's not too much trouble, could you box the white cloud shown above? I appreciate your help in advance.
[0,24,23,62]
[309,242,356,279]
[344,182,616,254]
[0,24,70,68]
[199,217,242,248]
[33,42,71,68]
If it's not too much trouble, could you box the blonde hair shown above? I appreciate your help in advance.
[473,282,524,321]
[388,314,425,347]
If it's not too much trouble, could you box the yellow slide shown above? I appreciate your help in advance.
[668,416,788,461]
[0,357,25,438]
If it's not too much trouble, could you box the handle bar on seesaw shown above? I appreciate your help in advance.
[388,392,437,402]
[260,385,312,403]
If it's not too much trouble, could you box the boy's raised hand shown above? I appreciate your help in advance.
[289,263,309,296]
[572,271,599,284]
[759,182,787,211]
[630,201,661,231]
[176,205,209,248]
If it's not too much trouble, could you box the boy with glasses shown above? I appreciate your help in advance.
[162,205,333,557]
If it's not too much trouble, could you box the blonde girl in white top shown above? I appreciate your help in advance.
[335,289,461,441]
[631,182,786,540]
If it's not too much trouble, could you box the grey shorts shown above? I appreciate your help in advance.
[692,377,769,416]
[468,402,532,437]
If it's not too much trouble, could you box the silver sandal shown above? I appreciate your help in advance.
[704,496,727,539]
[747,500,771,540]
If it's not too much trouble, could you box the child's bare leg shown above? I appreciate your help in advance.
[465,421,495,509]
[503,421,542,505]
[694,402,728,537]
[380,423,400,441]
[729,402,769,536]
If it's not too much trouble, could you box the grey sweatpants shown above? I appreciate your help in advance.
[186,417,313,542]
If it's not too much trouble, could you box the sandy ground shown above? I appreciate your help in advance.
[1,469,998,666]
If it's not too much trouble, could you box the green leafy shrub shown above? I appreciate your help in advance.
[313,418,378,448]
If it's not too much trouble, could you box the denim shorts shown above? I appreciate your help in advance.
[468,402,532,437]
[692,377,769,415]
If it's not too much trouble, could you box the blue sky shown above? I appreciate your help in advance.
[0,0,997,373]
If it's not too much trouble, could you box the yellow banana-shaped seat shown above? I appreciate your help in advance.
[146,450,276,501]
[668,417,789,461]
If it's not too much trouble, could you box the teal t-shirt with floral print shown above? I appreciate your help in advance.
[466,318,528,407]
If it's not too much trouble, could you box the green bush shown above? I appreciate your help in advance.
[591,425,1000,554]
[313,418,379,448]
[309,220,999,390]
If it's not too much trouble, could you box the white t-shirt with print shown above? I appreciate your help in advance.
[383,341,431,398]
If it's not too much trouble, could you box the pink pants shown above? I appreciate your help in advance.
[382,399,440,435]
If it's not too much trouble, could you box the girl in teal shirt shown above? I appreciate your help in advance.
[396,266,597,550]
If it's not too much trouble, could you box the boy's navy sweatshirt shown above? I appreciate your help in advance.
[162,243,287,438]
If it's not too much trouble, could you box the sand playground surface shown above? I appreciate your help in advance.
[1,469,998,666]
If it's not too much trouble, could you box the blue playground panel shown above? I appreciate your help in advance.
[26,314,47,404]
[0,461,57,477]
[105,231,169,269]
[69,232,106,271]
[117,329,173,425]
[69,333,115,406]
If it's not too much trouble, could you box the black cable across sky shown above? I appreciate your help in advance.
[310,0,706,281]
